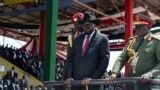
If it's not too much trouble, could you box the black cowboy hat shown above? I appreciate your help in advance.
[79,12,101,25]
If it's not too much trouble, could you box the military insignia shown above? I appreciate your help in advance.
[135,15,140,22]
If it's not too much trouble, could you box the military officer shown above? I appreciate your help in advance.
[106,14,160,90]
[63,12,84,80]
[66,12,84,60]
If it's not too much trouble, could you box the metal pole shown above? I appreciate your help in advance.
[44,0,58,90]
[124,0,133,77]
[44,77,160,88]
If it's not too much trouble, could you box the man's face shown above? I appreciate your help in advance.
[74,22,83,32]
[83,21,95,35]
[134,24,148,37]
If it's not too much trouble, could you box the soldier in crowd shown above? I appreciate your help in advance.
[63,12,84,80]
[67,12,84,60]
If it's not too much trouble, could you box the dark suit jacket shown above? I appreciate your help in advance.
[19,79,28,89]
[65,29,110,80]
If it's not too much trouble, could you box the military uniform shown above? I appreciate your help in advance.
[112,33,160,89]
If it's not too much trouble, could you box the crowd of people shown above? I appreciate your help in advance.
[0,44,67,89]
[0,44,44,81]
[55,57,65,81]
[0,66,46,90]
[0,44,46,89]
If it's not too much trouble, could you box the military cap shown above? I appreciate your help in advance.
[134,14,155,27]
[71,12,84,23]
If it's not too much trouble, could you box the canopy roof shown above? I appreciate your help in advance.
[0,0,160,41]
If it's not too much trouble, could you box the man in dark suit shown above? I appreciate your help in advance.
[64,12,110,90]
[19,75,28,90]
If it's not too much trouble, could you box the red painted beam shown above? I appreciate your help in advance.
[101,17,125,24]
[110,42,125,50]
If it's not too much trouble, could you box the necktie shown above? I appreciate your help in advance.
[82,35,90,56]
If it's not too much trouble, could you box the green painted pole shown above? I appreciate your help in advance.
[44,0,58,89]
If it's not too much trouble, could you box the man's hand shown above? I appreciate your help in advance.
[64,78,74,86]
[141,73,152,83]
[105,73,117,84]
[82,78,91,85]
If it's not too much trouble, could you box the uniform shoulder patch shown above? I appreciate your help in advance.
[129,36,138,40]
[129,37,134,40]
[152,35,160,40]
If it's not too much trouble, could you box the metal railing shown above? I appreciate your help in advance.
[44,77,160,90]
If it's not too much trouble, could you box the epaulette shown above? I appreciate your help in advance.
[129,36,138,40]
[129,37,134,40]
[151,34,160,41]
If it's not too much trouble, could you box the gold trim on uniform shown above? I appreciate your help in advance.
[127,36,139,73]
